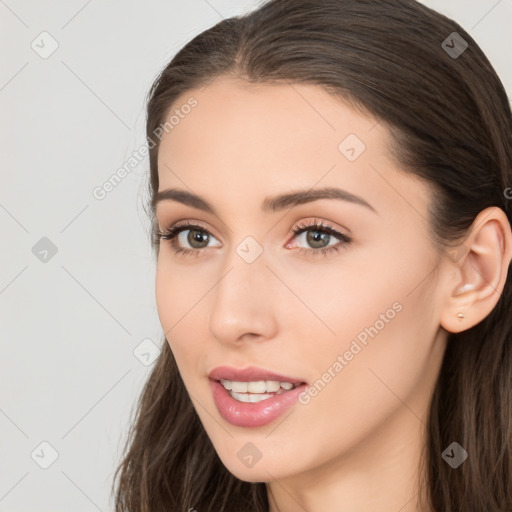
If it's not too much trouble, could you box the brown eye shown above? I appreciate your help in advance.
[288,220,352,257]
[184,229,210,249]
[157,223,221,255]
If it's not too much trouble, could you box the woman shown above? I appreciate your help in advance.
[112,0,512,510]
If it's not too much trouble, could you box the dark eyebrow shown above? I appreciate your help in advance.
[153,186,377,215]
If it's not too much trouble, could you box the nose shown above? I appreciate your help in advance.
[208,248,279,346]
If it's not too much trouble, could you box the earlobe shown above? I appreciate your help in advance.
[440,207,512,334]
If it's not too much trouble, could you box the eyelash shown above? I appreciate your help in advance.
[156,219,352,258]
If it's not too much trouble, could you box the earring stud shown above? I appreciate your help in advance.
[457,312,464,320]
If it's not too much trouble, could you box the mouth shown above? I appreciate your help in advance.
[218,379,303,403]
[208,366,308,427]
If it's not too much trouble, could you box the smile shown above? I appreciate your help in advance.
[208,366,308,427]
[220,379,300,403]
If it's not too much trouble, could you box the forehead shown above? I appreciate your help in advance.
[158,76,382,166]
[155,76,429,222]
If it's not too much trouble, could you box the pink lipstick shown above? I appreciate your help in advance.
[208,365,307,428]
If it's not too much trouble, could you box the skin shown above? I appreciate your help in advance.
[154,76,512,512]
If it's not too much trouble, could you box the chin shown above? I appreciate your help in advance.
[212,441,298,483]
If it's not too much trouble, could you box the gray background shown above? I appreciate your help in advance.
[1,1,510,511]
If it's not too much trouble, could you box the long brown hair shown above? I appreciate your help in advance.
[111,1,512,510]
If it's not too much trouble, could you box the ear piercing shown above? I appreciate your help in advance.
[457,312,464,320]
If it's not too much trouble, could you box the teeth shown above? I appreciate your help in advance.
[231,391,274,403]
[265,380,281,392]
[220,379,232,390]
[219,379,298,394]
[231,381,248,393]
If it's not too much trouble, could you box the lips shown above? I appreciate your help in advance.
[208,365,306,384]
[208,365,308,428]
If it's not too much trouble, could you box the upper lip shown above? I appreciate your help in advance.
[209,365,307,384]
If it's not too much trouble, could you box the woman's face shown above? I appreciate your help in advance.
[154,76,449,483]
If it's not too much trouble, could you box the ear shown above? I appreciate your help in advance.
[440,206,512,333]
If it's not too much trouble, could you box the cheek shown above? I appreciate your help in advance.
[273,245,439,417]
[271,246,419,368]
[155,263,174,335]
[154,261,194,369]
[154,259,217,387]
[154,256,207,332]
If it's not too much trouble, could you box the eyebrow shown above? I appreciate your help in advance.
[153,186,377,215]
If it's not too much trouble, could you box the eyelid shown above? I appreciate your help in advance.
[162,219,221,238]
[287,217,350,238]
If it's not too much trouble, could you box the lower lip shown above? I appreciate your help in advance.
[210,379,307,428]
